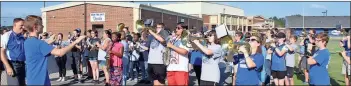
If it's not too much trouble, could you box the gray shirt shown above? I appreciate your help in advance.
[285,44,298,67]
[147,30,169,64]
[201,44,223,83]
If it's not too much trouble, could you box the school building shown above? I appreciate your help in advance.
[41,2,203,39]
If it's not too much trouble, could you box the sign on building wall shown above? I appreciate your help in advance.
[90,13,105,22]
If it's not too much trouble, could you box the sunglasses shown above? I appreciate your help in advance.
[176,27,183,30]
[249,39,257,42]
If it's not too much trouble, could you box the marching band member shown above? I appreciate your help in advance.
[87,30,100,84]
[340,35,350,85]
[147,23,169,86]
[232,31,244,85]
[307,33,330,85]
[109,32,124,85]
[193,30,224,85]
[284,35,299,85]
[0,18,26,85]
[96,30,112,85]
[189,31,204,85]
[69,28,84,82]
[23,15,86,85]
[268,32,288,86]
[235,35,264,85]
[53,33,68,82]
[129,33,141,82]
[83,30,93,79]
[138,31,150,83]
[166,23,190,85]
[299,29,316,84]
[120,31,130,85]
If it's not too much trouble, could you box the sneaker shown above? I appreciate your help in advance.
[61,77,66,81]
[127,79,132,81]
[133,79,138,82]
[56,77,62,81]
[96,80,100,84]
[303,81,309,85]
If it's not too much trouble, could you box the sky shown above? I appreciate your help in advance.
[1,1,350,26]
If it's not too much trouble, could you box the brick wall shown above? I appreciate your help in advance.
[46,4,203,40]
[46,4,133,40]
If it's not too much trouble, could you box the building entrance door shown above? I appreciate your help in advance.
[92,24,104,38]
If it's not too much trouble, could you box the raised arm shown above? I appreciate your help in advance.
[51,36,86,57]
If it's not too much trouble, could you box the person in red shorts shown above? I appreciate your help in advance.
[166,23,190,85]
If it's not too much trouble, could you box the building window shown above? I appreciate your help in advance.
[181,19,185,23]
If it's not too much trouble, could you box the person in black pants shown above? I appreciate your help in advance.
[53,33,67,81]
[70,28,83,82]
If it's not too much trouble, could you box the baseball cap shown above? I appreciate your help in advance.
[75,28,81,33]
[276,32,286,38]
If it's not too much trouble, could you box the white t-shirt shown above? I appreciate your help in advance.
[98,38,111,60]
[167,38,190,72]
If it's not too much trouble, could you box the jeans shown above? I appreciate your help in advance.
[218,67,226,86]
[71,52,82,75]
[55,55,67,77]
[129,61,139,80]
[6,61,26,86]
[122,57,129,86]
[138,61,148,80]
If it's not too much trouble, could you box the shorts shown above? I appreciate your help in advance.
[233,64,238,73]
[341,62,351,75]
[99,60,107,67]
[286,66,294,78]
[147,64,166,84]
[272,70,286,79]
[167,71,189,85]
[200,80,217,85]
[89,57,97,61]
[299,56,310,70]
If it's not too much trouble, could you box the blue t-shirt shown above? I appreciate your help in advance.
[260,46,267,82]
[190,50,203,65]
[343,40,350,51]
[271,44,286,71]
[309,49,330,85]
[24,37,54,85]
[236,53,264,85]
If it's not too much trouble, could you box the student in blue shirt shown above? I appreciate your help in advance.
[232,31,244,86]
[189,31,205,85]
[235,35,264,85]
[22,15,86,85]
[307,33,331,85]
[268,32,288,86]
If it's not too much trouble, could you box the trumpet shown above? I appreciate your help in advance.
[232,42,251,54]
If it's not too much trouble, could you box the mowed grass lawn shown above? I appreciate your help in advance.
[293,37,347,85]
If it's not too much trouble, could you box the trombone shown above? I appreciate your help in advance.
[136,19,157,33]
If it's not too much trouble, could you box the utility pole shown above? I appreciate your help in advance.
[84,1,87,35]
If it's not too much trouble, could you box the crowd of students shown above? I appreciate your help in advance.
[0,15,350,86]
